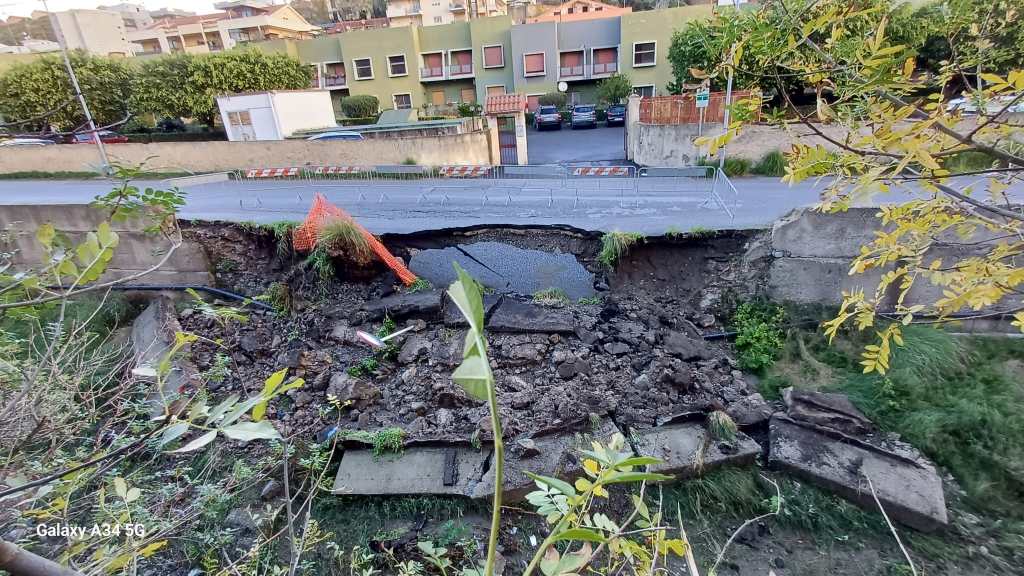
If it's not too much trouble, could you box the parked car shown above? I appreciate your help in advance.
[0,137,56,147]
[307,131,365,141]
[570,105,597,129]
[534,105,562,130]
[70,130,129,144]
[606,103,626,126]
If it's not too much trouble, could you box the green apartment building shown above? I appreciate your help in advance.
[258,4,712,116]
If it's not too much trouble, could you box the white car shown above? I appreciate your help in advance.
[0,137,55,147]
[946,94,1024,115]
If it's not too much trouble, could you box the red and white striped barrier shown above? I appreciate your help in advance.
[572,166,632,176]
[312,165,364,175]
[246,167,301,178]
[439,165,492,178]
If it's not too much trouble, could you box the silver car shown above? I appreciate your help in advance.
[570,105,596,129]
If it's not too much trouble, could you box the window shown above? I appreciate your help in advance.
[596,6,602,10]
[582,5,588,12]
[431,90,445,105]
[527,94,541,111]
[460,88,476,103]
[388,54,407,76]
[632,85,654,98]
[227,111,252,126]
[353,57,373,79]
[523,52,545,76]
[393,93,412,109]
[486,85,505,96]
[633,41,656,67]
[483,44,504,68]
[434,15,442,23]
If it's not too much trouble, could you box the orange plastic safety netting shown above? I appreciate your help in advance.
[292,193,418,286]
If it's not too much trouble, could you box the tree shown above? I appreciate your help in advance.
[133,49,311,127]
[290,0,332,24]
[695,0,1024,373]
[538,92,567,107]
[0,51,133,132]
[339,94,379,118]
[596,73,632,104]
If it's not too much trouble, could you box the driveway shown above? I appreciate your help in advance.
[527,124,626,165]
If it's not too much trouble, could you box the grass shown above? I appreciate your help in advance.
[577,295,603,305]
[598,231,644,268]
[698,156,752,177]
[342,427,406,458]
[407,278,432,293]
[944,150,1000,173]
[752,150,787,176]
[765,324,1024,517]
[532,287,570,306]
[318,218,374,265]
[305,245,335,283]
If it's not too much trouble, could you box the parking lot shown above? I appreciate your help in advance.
[527,123,626,165]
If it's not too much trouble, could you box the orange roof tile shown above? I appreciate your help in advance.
[485,93,528,115]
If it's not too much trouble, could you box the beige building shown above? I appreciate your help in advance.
[386,0,509,27]
[128,1,317,57]
[48,9,134,56]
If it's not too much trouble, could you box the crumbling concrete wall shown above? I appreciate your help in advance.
[1,204,212,285]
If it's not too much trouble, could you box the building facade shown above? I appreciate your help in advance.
[48,9,134,56]
[128,2,317,57]
[527,0,630,23]
[386,0,509,28]
[259,4,711,115]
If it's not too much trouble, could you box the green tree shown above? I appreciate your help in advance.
[339,94,380,118]
[0,51,133,131]
[133,49,311,127]
[538,92,567,107]
[695,0,1024,372]
[596,73,633,104]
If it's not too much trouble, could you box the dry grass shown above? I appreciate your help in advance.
[318,218,374,266]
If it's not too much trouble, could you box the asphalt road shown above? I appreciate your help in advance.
[1,174,1020,235]
[527,124,626,165]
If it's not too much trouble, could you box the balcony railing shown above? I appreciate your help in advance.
[450,3,465,10]
[135,49,163,56]
[449,63,473,76]
[324,74,347,87]
[592,61,617,75]
[559,65,584,78]
[420,66,444,78]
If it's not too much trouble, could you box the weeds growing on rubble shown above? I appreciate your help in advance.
[597,231,644,268]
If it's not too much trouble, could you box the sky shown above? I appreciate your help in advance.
[0,0,225,19]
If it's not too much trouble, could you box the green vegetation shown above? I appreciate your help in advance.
[532,287,570,306]
[347,356,379,377]
[344,427,406,458]
[598,231,645,268]
[765,324,1024,517]
[577,295,603,305]
[732,301,786,372]
[407,278,433,293]
[0,170,193,180]
[305,245,335,283]
[340,94,380,118]
[596,73,633,105]
[262,281,291,315]
[944,150,1001,173]
[699,156,753,177]
[706,410,737,441]
[318,217,374,265]
[753,150,787,176]
[687,226,715,238]
[537,92,567,107]
[402,157,418,165]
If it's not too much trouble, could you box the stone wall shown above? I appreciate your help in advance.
[0,131,493,174]
[1,204,212,285]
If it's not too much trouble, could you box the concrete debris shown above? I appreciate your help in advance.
[363,290,442,321]
[768,416,948,531]
[443,293,502,327]
[725,393,774,427]
[662,331,712,361]
[326,372,380,409]
[486,299,575,333]
[782,387,873,436]
[633,421,761,478]
[332,446,489,497]
[398,335,432,364]
[131,297,200,415]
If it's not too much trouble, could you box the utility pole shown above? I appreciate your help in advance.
[717,0,741,173]
[42,0,110,174]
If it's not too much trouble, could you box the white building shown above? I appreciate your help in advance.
[216,90,337,141]
[386,0,508,27]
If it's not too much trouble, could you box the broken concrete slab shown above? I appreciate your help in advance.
[443,293,502,327]
[487,299,575,334]
[409,241,597,300]
[782,387,873,435]
[363,290,442,321]
[633,421,761,479]
[768,416,948,532]
[472,418,620,501]
[332,445,489,497]
[662,331,712,361]
[131,296,200,415]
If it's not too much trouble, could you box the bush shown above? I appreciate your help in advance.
[732,301,785,372]
[597,73,633,105]
[124,131,226,143]
[753,150,786,176]
[338,116,378,126]
[318,218,373,265]
[538,92,567,107]
[340,95,380,118]
[700,156,752,177]
[457,102,482,117]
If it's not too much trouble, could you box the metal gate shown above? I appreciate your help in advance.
[497,116,518,165]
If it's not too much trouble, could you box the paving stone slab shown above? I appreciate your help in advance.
[633,421,761,479]
[768,416,948,532]
[363,290,442,321]
[332,445,488,497]
[472,418,620,501]
[444,293,503,327]
[486,299,575,334]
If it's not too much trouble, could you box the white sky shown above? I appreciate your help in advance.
[0,0,224,19]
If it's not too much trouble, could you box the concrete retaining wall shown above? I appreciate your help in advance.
[0,131,493,174]
[1,204,212,285]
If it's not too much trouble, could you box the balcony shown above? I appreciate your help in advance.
[448,62,473,77]
[323,74,347,88]
[134,49,163,56]
[450,3,465,10]
[559,65,584,78]
[420,66,444,80]
[592,61,617,76]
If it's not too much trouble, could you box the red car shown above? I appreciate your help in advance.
[70,130,129,144]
